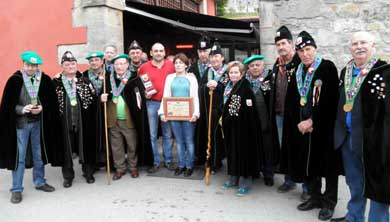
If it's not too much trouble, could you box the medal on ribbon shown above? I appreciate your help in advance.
[296,55,322,106]
[343,58,377,112]
[110,71,130,104]
[21,69,42,105]
[61,75,78,106]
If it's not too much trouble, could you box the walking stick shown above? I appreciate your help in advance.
[102,65,111,185]
[205,89,214,185]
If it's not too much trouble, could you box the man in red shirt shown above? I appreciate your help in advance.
[138,43,175,173]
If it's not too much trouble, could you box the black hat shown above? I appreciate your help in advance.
[275,25,293,43]
[61,51,77,64]
[197,36,211,50]
[128,40,142,51]
[209,41,223,56]
[295,31,317,50]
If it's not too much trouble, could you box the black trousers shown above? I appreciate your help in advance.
[306,175,339,209]
[62,129,95,180]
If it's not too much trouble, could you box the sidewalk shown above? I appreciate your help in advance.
[0,164,349,222]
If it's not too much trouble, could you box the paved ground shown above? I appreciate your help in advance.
[0,161,351,222]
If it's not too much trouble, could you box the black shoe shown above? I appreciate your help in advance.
[330,217,347,222]
[63,179,73,188]
[277,182,296,193]
[112,171,126,181]
[300,191,311,202]
[297,199,321,211]
[10,192,22,204]
[174,167,185,176]
[184,168,193,177]
[147,165,159,173]
[36,183,55,192]
[264,177,274,187]
[164,162,175,171]
[319,207,334,221]
[84,175,95,184]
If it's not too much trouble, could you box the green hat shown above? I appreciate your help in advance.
[20,51,43,65]
[111,54,129,63]
[86,51,104,60]
[243,55,265,65]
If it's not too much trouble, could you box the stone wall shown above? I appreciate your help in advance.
[58,0,125,64]
[259,0,390,71]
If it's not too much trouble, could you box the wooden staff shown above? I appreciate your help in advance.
[205,89,214,185]
[102,65,111,185]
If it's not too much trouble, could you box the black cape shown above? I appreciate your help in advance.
[280,59,343,182]
[82,69,109,166]
[250,70,279,168]
[53,72,97,166]
[105,71,154,166]
[336,60,390,204]
[0,71,64,170]
[222,79,262,177]
[195,66,229,169]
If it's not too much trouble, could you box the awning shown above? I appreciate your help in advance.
[124,1,259,44]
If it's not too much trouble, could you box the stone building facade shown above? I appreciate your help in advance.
[259,0,390,70]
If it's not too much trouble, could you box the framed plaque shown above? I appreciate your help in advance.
[163,97,193,121]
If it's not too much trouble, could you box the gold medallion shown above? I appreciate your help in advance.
[343,103,352,112]
[113,98,118,104]
[71,100,77,106]
[300,98,306,106]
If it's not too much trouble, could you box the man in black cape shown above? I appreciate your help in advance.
[280,31,343,221]
[268,26,309,197]
[82,51,110,171]
[331,31,389,222]
[188,36,211,83]
[53,51,98,188]
[0,51,63,203]
[101,54,153,180]
[195,41,229,172]
[243,55,277,186]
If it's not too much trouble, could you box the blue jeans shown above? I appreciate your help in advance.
[170,121,195,168]
[342,134,389,222]
[146,100,173,166]
[11,121,45,192]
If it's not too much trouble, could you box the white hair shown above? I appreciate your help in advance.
[350,31,376,45]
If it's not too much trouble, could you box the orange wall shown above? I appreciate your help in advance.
[207,0,215,16]
[0,0,87,98]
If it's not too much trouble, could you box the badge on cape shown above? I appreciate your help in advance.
[246,99,253,107]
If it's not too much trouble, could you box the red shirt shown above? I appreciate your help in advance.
[138,59,175,101]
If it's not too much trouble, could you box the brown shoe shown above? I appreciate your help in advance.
[130,169,139,178]
[112,171,126,180]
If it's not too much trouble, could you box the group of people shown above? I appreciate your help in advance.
[0,26,389,222]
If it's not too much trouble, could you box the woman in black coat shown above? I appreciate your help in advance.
[222,61,262,196]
